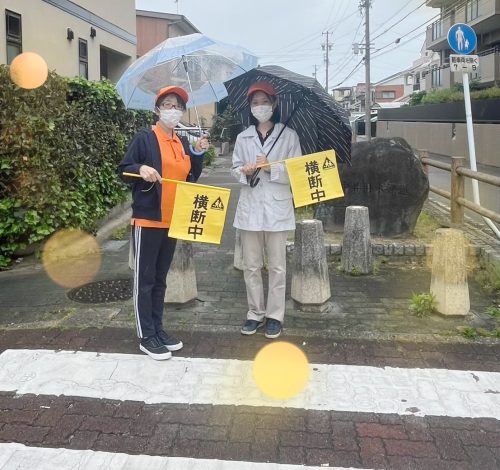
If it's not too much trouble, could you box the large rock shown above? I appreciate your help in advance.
[315,137,429,236]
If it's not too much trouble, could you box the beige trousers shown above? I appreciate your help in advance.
[240,230,288,323]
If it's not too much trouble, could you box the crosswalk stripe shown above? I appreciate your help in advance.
[0,443,373,470]
[1,349,499,419]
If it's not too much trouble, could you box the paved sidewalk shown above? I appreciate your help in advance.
[1,154,500,470]
[0,155,498,342]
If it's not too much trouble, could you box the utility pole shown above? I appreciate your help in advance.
[362,0,372,140]
[313,64,318,80]
[322,32,332,92]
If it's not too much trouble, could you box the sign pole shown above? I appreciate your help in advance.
[447,23,500,237]
[461,71,479,203]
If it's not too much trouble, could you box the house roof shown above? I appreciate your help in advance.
[136,10,200,34]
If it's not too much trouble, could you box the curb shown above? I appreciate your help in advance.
[95,201,132,244]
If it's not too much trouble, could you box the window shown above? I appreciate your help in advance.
[465,0,479,21]
[381,91,396,99]
[431,19,442,41]
[79,38,88,79]
[5,10,22,64]
[431,67,442,88]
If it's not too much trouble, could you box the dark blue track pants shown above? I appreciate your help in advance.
[132,226,177,338]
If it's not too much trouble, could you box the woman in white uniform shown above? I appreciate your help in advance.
[231,81,302,339]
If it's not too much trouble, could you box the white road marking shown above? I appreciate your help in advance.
[0,349,499,418]
[0,443,371,470]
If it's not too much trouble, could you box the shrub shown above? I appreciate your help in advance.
[203,145,217,166]
[417,85,500,105]
[408,91,426,106]
[409,292,437,317]
[210,103,241,143]
[0,66,153,267]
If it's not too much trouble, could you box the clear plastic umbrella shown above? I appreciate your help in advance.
[116,33,258,127]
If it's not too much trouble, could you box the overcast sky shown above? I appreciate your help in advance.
[135,0,439,89]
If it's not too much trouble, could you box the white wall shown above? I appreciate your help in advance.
[0,0,136,81]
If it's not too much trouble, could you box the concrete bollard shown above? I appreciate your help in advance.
[430,228,470,316]
[129,238,197,304]
[128,236,134,270]
[291,219,331,311]
[233,228,244,270]
[165,240,198,304]
[341,206,373,274]
[220,142,230,156]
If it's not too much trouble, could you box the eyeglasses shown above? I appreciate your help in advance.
[158,102,183,111]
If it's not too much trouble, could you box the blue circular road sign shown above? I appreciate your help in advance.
[447,23,477,55]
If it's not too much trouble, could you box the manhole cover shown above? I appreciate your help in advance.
[67,278,132,303]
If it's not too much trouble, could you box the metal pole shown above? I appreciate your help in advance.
[324,32,330,92]
[462,71,500,237]
[364,0,371,140]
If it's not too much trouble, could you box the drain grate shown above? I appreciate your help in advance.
[67,278,132,304]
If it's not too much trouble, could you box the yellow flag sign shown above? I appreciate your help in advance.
[169,181,230,244]
[285,150,344,208]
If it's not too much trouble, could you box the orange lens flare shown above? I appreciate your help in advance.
[252,341,310,400]
[10,52,48,89]
[42,229,101,289]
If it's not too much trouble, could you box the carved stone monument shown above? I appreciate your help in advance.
[315,137,429,237]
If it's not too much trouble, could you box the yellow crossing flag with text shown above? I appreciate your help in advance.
[169,181,230,244]
[285,150,344,208]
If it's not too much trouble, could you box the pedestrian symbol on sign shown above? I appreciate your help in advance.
[447,23,477,55]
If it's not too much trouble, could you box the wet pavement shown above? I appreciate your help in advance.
[1,152,500,470]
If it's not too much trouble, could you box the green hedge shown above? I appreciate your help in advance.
[408,84,500,106]
[0,66,153,267]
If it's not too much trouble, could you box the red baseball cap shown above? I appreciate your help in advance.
[247,81,277,98]
[155,86,189,107]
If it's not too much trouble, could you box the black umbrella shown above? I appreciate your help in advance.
[224,65,352,164]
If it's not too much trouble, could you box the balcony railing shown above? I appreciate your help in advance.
[426,15,453,45]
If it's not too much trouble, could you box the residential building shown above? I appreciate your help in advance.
[372,73,406,108]
[332,86,352,110]
[0,0,136,82]
[136,10,199,57]
[425,0,500,88]
[401,42,441,95]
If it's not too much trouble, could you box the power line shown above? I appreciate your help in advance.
[370,0,413,36]
[372,0,427,41]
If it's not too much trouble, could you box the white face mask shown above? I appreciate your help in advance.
[159,109,183,128]
[251,105,273,123]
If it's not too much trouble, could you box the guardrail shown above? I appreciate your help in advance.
[418,149,500,224]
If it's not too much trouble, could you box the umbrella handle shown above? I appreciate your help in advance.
[249,167,261,188]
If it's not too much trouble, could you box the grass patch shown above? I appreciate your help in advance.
[409,292,436,318]
[294,205,315,222]
[111,224,129,240]
[458,326,478,338]
[486,306,500,317]
[474,260,500,295]
[412,211,442,242]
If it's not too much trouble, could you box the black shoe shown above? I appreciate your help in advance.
[241,319,265,335]
[157,330,183,352]
[265,319,282,339]
[139,335,172,360]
